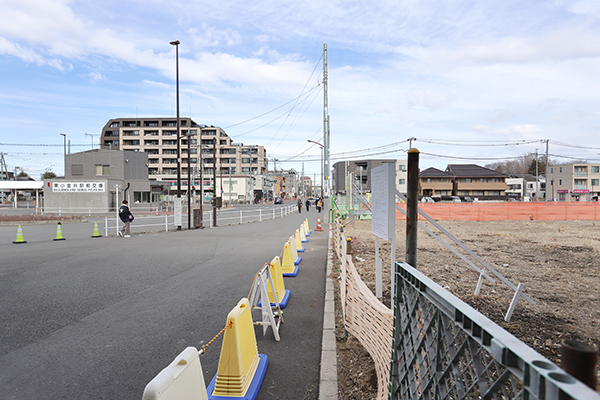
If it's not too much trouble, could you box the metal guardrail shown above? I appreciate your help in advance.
[389,261,600,400]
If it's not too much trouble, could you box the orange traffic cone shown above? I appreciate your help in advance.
[316,218,322,231]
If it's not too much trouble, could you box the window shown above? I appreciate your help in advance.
[95,165,110,176]
[593,166,600,173]
[551,168,554,174]
[162,121,177,127]
[124,130,139,136]
[440,178,447,183]
[592,179,599,186]
[123,140,140,146]
[109,122,120,128]
[242,167,250,173]
[488,191,500,196]
[144,121,159,127]
[459,191,470,196]
[460,178,472,183]
[398,164,406,171]
[204,130,216,136]
[560,167,562,173]
[162,130,177,136]
[123,121,139,127]
[559,179,562,185]
[242,158,251,164]
[398,179,405,184]
[473,191,484,196]
[480,178,487,183]
[144,130,159,136]
[133,191,151,203]
[492,178,501,183]
[71,164,83,175]
[163,140,177,145]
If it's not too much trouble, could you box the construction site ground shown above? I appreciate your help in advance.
[333,219,600,399]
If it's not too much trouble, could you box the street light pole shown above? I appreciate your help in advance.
[308,139,324,198]
[60,133,66,177]
[170,40,182,231]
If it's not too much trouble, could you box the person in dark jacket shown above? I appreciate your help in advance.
[305,198,310,212]
[297,198,302,213]
[118,200,133,237]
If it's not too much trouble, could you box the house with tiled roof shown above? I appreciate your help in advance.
[419,167,454,197]
[445,164,508,198]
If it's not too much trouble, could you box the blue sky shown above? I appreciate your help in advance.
[2,0,600,180]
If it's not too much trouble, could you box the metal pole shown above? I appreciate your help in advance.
[187,130,191,229]
[213,135,217,227]
[406,148,419,268]
[170,40,182,231]
[545,139,549,202]
[561,339,599,389]
[60,133,66,177]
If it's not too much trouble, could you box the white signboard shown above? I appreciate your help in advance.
[174,197,183,227]
[52,182,105,192]
[371,163,395,241]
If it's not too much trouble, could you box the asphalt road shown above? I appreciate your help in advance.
[0,208,329,399]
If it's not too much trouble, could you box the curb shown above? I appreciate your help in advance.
[319,225,338,399]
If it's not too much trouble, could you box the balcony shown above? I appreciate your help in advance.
[574,184,588,190]
[574,172,588,177]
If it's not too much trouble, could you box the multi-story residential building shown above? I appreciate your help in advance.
[547,163,600,201]
[506,174,546,200]
[445,164,508,198]
[419,167,454,196]
[100,118,268,198]
[332,159,408,195]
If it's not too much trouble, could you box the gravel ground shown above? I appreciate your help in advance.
[334,219,600,399]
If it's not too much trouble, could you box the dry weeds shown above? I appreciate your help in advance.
[334,219,600,399]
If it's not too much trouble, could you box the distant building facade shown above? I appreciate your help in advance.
[44,149,151,212]
[332,159,408,195]
[548,163,600,201]
[100,118,268,200]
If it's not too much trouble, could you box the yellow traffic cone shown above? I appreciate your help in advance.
[54,222,66,241]
[91,221,102,238]
[207,298,268,399]
[13,225,27,244]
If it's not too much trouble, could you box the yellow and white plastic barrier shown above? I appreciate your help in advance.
[304,218,311,236]
[13,225,26,244]
[289,234,301,266]
[54,222,66,241]
[294,229,304,253]
[142,347,208,400]
[281,241,299,277]
[207,298,268,400]
[266,256,290,309]
[300,224,308,243]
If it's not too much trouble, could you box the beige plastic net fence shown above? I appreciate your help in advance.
[333,216,393,400]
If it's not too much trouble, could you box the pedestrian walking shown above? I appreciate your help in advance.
[297,198,302,213]
[305,198,310,212]
[317,197,323,213]
[119,200,134,237]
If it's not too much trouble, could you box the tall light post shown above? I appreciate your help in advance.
[182,130,196,229]
[308,139,324,198]
[60,133,66,177]
[170,40,182,230]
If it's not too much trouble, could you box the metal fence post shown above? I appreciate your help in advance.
[165,215,168,231]
[406,148,419,269]
[59,207,61,216]
[240,209,243,225]
[104,216,108,237]
[259,209,262,222]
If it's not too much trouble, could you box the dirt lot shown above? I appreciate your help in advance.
[333,219,600,399]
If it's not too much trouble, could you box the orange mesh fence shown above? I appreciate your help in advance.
[395,202,600,221]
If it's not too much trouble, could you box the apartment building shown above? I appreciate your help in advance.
[100,118,268,195]
[445,164,508,198]
[419,167,454,196]
[506,174,546,200]
[547,163,600,201]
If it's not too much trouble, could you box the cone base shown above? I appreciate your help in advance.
[294,256,302,266]
[282,266,299,277]
[13,241,27,244]
[91,235,102,238]
[54,238,66,241]
[258,289,291,310]
[207,354,268,400]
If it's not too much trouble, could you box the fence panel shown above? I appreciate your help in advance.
[389,261,600,400]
